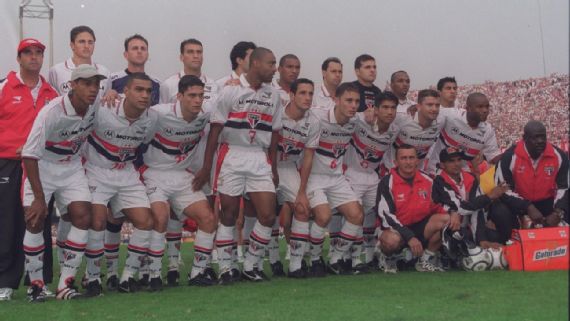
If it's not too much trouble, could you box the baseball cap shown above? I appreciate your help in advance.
[70,64,107,81]
[439,147,464,163]
[17,38,46,54]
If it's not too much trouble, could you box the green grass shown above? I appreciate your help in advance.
[1,242,568,321]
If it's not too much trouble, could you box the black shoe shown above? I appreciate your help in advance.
[218,271,234,286]
[27,283,47,303]
[367,257,380,271]
[270,261,285,277]
[188,272,216,287]
[138,274,150,288]
[230,268,242,282]
[166,270,180,287]
[309,257,327,277]
[255,267,270,281]
[301,259,308,273]
[327,262,343,275]
[149,277,163,292]
[118,278,140,293]
[204,267,218,282]
[106,275,119,292]
[287,268,306,278]
[85,280,103,298]
[352,263,370,275]
[56,285,82,300]
[242,269,264,282]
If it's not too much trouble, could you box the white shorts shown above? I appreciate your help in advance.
[142,168,207,219]
[306,174,359,209]
[214,145,275,196]
[276,162,300,205]
[85,164,150,213]
[22,161,91,208]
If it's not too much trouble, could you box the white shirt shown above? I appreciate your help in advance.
[215,71,240,90]
[84,99,157,170]
[211,74,283,149]
[271,78,291,107]
[277,107,320,166]
[15,72,42,104]
[144,102,210,170]
[48,58,110,98]
[22,95,95,164]
[160,71,217,104]
[396,98,415,114]
[311,107,357,176]
[312,83,335,110]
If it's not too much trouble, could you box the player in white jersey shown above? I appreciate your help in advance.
[21,65,105,301]
[141,75,218,287]
[437,76,461,117]
[304,82,365,276]
[390,71,414,114]
[83,73,158,295]
[269,78,321,278]
[215,41,257,88]
[48,26,110,97]
[160,38,217,105]
[426,93,502,175]
[344,91,400,270]
[272,54,301,107]
[383,89,445,170]
[193,47,282,283]
[312,57,343,110]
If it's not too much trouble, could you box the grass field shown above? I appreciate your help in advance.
[1,242,568,321]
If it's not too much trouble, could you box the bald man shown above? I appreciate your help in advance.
[390,71,413,113]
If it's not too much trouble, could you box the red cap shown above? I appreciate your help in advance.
[17,38,46,54]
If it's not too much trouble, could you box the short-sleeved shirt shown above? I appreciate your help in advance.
[48,58,110,98]
[312,83,335,110]
[277,108,320,166]
[109,69,161,105]
[160,71,217,105]
[351,80,381,112]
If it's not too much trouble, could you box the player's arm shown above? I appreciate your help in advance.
[269,131,279,186]
[431,176,462,230]
[376,177,416,244]
[483,129,502,165]
[192,123,222,191]
[295,148,315,214]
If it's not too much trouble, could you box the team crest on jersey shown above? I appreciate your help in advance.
[104,130,115,139]
[396,193,405,202]
[280,138,297,154]
[332,144,345,158]
[544,166,555,176]
[179,140,193,154]
[358,128,367,137]
[364,146,377,160]
[418,189,428,199]
[70,138,82,154]
[164,128,174,137]
[118,147,133,161]
[247,112,261,128]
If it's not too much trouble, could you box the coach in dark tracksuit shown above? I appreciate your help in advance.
[0,39,58,300]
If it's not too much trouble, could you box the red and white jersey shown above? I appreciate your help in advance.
[426,109,500,174]
[384,113,444,169]
[271,78,291,107]
[215,71,240,90]
[396,98,415,114]
[143,102,210,171]
[48,58,110,97]
[311,107,357,176]
[160,71,217,104]
[211,74,283,149]
[84,99,157,170]
[277,108,320,166]
[344,112,400,179]
[312,83,335,110]
[22,95,95,164]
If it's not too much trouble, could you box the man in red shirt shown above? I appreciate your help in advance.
[376,144,449,273]
[0,39,58,301]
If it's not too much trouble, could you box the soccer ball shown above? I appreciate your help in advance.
[461,246,492,271]
[487,247,508,270]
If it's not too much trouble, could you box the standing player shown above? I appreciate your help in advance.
[344,92,400,270]
[305,82,364,275]
[390,71,413,113]
[425,92,502,175]
[273,78,320,278]
[215,41,257,88]
[0,39,58,301]
[193,47,282,283]
[312,57,343,110]
[22,65,105,301]
[437,77,460,117]
[377,145,449,273]
[272,54,301,107]
[142,75,218,286]
[352,54,381,112]
[83,73,158,295]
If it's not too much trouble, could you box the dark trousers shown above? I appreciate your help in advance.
[488,201,520,244]
[0,159,25,289]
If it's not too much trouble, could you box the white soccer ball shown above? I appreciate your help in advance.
[487,247,508,270]
[461,246,492,271]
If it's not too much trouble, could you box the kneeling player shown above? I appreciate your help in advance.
[142,75,218,286]
[83,73,158,294]
[22,65,105,300]
[377,145,449,273]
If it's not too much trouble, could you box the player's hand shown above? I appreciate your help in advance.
[479,241,501,249]
[488,182,509,200]
[545,212,562,227]
[526,204,545,226]
[192,167,210,192]
[363,107,375,125]
[225,79,240,87]
[449,212,461,231]
[406,104,418,117]
[102,90,119,107]
[25,198,47,229]
[407,237,423,257]
[471,152,484,172]
[15,145,23,157]
[294,192,310,216]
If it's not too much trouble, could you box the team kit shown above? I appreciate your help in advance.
[9,26,568,302]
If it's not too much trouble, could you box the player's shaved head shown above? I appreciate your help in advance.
[523,120,546,137]
[466,92,487,108]
[523,120,547,159]
[249,47,273,67]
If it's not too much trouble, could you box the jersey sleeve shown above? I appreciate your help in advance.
[210,88,232,124]
[305,115,321,149]
[431,176,460,214]
[21,108,53,159]
[482,128,501,161]
[553,146,569,213]
[272,101,283,132]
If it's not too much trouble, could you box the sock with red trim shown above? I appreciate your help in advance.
[24,230,45,286]
[215,224,235,274]
[120,228,151,283]
[289,218,309,272]
[190,230,214,278]
[330,221,360,264]
[148,230,165,278]
[166,218,183,272]
[85,229,105,282]
[104,221,122,278]
[57,226,88,290]
[243,222,271,272]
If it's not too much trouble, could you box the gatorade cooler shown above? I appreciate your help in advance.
[503,227,569,271]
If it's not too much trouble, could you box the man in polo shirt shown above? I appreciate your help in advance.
[272,54,301,107]
[312,57,343,110]
[352,54,381,112]
[390,71,414,114]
